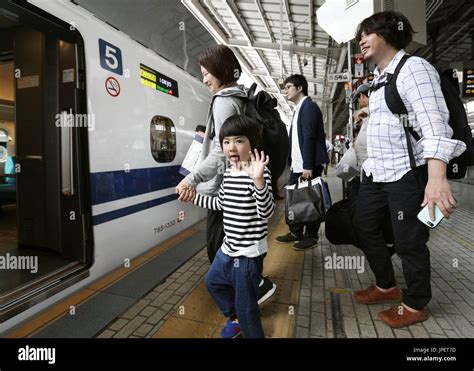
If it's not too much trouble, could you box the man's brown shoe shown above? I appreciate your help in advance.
[353,285,401,304]
[378,305,428,328]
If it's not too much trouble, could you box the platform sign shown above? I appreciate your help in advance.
[140,64,179,98]
[354,64,364,78]
[99,39,123,76]
[328,72,350,82]
[354,53,364,78]
[463,69,474,98]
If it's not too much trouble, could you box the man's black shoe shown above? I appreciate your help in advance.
[275,233,301,244]
[293,237,318,251]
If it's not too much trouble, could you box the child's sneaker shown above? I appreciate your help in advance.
[220,316,241,338]
[257,277,277,305]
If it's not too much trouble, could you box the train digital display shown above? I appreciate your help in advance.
[140,64,179,98]
[463,69,474,98]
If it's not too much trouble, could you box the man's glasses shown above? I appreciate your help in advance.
[284,84,294,90]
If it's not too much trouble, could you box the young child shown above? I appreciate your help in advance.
[191,115,275,338]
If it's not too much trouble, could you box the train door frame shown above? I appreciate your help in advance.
[0,0,92,322]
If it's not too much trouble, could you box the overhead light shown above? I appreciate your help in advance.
[278,77,285,89]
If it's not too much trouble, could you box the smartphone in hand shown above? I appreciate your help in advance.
[417,204,444,228]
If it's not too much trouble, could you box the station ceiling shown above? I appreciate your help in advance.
[72,0,473,137]
[414,0,474,64]
[181,0,342,118]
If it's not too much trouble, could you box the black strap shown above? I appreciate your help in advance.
[208,94,220,140]
[247,82,257,100]
[369,79,388,93]
[209,90,249,139]
[382,54,421,169]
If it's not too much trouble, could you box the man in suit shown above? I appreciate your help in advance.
[275,74,329,250]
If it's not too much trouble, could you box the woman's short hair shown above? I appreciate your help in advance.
[355,11,415,50]
[219,115,262,151]
[198,45,242,85]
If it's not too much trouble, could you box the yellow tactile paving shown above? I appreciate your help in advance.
[153,316,220,338]
[260,302,297,338]
[268,278,300,305]
[264,260,303,282]
[152,211,305,338]
[168,281,226,326]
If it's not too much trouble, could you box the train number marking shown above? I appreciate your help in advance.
[99,39,123,75]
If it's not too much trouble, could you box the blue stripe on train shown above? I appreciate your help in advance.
[90,165,184,225]
[92,193,178,226]
[90,165,183,205]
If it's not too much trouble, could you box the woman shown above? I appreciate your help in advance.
[175,45,246,263]
[177,45,277,305]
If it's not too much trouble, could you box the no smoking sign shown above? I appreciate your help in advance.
[105,77,120,97]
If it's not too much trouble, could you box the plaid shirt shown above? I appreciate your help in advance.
[363,49,466,182]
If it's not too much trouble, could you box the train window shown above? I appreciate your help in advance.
[150,115,176,163]
[0,129,8,164]
[0,128,8,142]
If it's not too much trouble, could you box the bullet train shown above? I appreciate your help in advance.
[0,0,210,334]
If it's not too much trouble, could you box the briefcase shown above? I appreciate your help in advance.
[285,177,325,225]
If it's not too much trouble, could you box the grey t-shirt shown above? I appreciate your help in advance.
[184,85,247,195]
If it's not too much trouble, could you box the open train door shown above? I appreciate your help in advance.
[0,0,92,322]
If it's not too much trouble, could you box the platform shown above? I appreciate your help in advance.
[92,169,474,339]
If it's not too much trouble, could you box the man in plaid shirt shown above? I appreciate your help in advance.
[352,11,466,328]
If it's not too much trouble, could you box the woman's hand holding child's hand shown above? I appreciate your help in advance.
[176,180,196,203]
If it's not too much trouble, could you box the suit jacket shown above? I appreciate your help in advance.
[289,97,329,170]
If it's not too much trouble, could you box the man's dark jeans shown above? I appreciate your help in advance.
[354,166,431,310]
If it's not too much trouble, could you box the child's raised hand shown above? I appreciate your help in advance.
[243,149,269,182]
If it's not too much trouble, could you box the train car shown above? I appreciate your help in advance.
[0,0,210,334]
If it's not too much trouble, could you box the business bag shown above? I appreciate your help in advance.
[285,177,325,225]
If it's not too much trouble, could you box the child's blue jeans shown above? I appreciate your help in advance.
[204,248,265,338]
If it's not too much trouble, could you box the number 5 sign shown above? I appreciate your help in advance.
[99,39,123,76]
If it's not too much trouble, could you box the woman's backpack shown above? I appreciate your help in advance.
[243,83,289,181]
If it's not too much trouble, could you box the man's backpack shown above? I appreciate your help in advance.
[243,83,289,181]
[379,54,474,179]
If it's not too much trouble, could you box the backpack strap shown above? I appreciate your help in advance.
[383,54,421,169]
[209,90,249,139]
[247,82,258,100]
[208,94,220,140]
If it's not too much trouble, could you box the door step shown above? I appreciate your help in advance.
[0,261,88,322]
